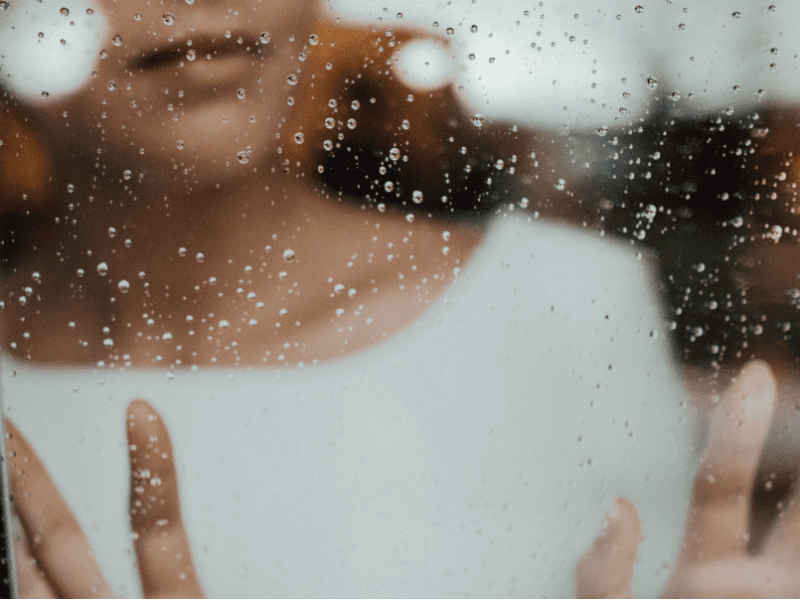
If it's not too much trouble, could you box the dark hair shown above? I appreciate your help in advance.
[587,101,800,368]
[284,25,531,221]
[0,97,58,273]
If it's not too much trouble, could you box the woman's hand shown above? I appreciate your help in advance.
[577,360,800,598]
[5,400,203,598]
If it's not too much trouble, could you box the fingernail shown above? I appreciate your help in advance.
[608,498,621,521]
[598,499,620,538]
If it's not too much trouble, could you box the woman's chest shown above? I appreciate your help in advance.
[4,350,697,597]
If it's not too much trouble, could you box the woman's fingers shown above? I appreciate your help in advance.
[13,515,59,599]
[4,419,115,598]
[127,400,204,599]
[576,497,641,599]
[764,446,800,553]
[683,360,777,561]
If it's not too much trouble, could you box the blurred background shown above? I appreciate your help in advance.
[331,0,800,129]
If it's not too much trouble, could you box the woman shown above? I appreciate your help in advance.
[2,0,800,596]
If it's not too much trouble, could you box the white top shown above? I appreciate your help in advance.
[2,214,699,598]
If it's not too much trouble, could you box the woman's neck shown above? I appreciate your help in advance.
[2,170,485,367]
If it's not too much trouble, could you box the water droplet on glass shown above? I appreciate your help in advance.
[351,100,360,110]
[260,32,270,44]
[97,262,108,276]
[294,132,305,144]
[446,27,454,35]
[218,319,230,330]
[519,197,529,209]
[323,140,333,151]
[555,179,566,191]
[731,11,741,18]
[178,247,187,257]
[59,7,69,16]
[283,249,296,262]
[123,170,132,180]
[287,74,298,85]
[405,213,414,223]
[108,227,117,238]
[470,24,478,32]
[384,181,395,192]
[177,140,185,150]
[401,119,410,130]
[412,191,424,204]
[67,184,75,193]
[324,117,335,129]
[103,338,114,349]
[377,203,386,212]
[472,114,485,127]
[309,33,319,45]
[237,88,246,99]
[186,49,196,61]
[634,5,644,13]
[112,34,123,46]
[237,151,250,164]
[597,126,608,137]
[195,252,205,263]
[647,76,658,90]
[118,279,130,293]
[347,118,357,129]
[162,13,175,25]
[0,2,9,11]
[389,148,401,161]
[134,13,142,21]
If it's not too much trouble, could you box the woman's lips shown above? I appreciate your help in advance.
[131,34,267,73]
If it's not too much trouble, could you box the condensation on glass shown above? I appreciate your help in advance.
[0,0,798,597]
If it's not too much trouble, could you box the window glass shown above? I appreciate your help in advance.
[0,0,798,597]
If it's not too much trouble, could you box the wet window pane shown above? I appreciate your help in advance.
[0,0,798,597]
